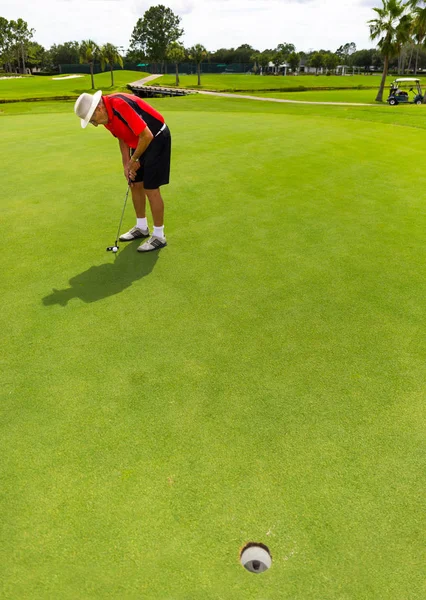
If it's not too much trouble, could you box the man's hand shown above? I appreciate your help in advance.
[120,128,153,184]
[125,158,140,183]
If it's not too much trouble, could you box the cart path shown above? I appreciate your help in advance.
[195,90,378,107]
[129,75,378,106]
[129,74,163,86]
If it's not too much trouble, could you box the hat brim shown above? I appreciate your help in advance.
[81,90,102,128]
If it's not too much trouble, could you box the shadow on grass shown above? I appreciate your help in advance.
[42,242,159,306]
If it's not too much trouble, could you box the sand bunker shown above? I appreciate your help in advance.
[52,75,84,80]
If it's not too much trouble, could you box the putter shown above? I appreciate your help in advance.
[106,181,131,253]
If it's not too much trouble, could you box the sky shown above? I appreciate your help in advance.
[1,0,381,54]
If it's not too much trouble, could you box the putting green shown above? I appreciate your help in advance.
[1,96,424,599]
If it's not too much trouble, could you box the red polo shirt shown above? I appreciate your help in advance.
[103,93,165,149]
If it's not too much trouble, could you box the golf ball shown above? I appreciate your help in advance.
[112,247,118,253]
[240,543,272,573]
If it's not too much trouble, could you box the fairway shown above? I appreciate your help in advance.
[2,72,425,107]
[0,70,147,100]
[158,73,407,92]
[1,95,425,599]
[242,88,379,103]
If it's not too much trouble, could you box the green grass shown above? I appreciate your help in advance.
[1,72,423,106]
[1,97,425,599]
[238,88,379,103]
[157,73,422,92]
[0,70,146,101]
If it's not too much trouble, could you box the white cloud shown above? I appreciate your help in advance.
[358,0,380,7]
[0,0,377,53]
[133,1,195,16]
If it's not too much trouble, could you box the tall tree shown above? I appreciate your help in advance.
[309,51,324,74]
[210,47,231,64]
[397,11,414,74]
[9,18,34,73]
[0,18,15,72]
[288,52,300,73]
[79,39,99,89]
[167,41,185,85]
[336,42,357,64]
[258,50,273,74]
[276,42,296,64]
[26,42,46,70]
[0,16,9,69]
[49,41,80,69]
[409,1,426,74]
[369,0,412,101]
[250,51,261,74]
[100,43,123,86]
[233,43,256,63]
[275,43,295,74]
[129,5,183,72]
[272,50,284,74]
[188,44,208,85]
[323,52,339,73]
[0,16,8,52]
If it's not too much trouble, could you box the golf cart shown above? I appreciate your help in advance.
[387,78,424,105]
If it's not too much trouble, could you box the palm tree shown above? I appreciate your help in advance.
[79,39,99,89]
[188,44,208,86]
[369,0,411,102]
[167,41,185,86]
[100,43,123,87]
[408,1,426,74]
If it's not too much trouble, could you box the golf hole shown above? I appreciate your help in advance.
[240,542,272,573]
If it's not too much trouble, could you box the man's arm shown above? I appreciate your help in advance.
[119,138,131,180]
[127,127,154,181]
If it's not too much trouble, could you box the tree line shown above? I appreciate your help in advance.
[2,2,426,90]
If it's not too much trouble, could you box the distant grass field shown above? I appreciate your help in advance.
[239,88,379,103]
[158,72,419,92]
[0,70,147,100]
[1,95,425,599]
[2,71,425,105]
[2,92,426,129]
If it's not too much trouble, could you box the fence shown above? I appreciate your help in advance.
[58,63,140,74]
[58,62,253,75]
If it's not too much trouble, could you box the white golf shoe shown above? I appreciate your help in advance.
[137,235,167,252]
[119,226,150,241]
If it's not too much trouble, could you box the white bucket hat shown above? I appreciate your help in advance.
[74,90,102,128]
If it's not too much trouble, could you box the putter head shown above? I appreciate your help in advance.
[106,245,119,252]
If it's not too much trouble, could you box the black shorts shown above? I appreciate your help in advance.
[132,125,171,189]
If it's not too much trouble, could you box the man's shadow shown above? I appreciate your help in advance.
[42,242,159,306]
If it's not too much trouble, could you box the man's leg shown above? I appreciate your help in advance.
[131,182,146,218]
[137,187,167,251]
[119,182,149,241]
[145,188,164,227]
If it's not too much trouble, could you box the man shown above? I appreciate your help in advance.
[74,90,170,252]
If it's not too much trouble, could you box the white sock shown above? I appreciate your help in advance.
[153,225,165,238]
[136,218,148,230]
